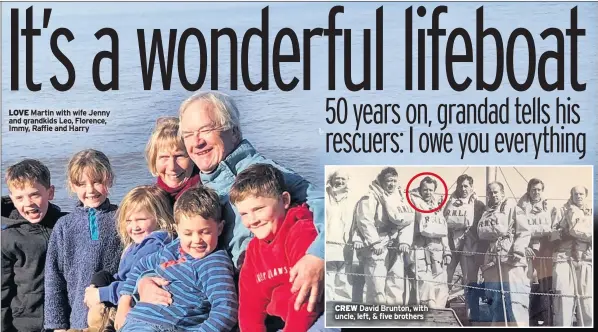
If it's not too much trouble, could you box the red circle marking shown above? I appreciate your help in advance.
[405,172,449,214]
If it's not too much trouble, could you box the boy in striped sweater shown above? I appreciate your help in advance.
[114,187,238,331]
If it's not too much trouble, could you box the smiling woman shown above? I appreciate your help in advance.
[144,117,201,204]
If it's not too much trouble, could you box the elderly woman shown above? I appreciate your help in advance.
[325,169,353,302]
[145,117,200,204]
[138,92,325,316]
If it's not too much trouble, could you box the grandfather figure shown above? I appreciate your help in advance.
[138,92,325,313]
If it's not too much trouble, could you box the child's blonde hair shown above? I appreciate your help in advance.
[5,159,52,190]
[116,185,176,247]
[66,149,115,192]
[145,117,189,177]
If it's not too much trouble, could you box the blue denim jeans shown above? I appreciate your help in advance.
[482,282,516,324]
[120,317,179,332]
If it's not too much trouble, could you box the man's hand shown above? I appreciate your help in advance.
[84,285,101,308]
[372,242,386,255]
[398,244,410,254]
[443,255,452,266]
[289,254,324,312]
[138,276,172,305]
[525,247,536,258]
[353,242,364,250]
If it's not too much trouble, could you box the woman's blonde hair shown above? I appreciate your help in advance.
[145,117,189,177]
[66,149,114,193]
[116,185,176,247]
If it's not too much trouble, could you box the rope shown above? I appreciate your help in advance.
[474,196,571,201]
[327,241,585,261]
[499,167,520,203]
[326,270,593,299]
[513,167,529,183]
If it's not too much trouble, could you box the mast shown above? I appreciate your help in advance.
[486,166,497,186]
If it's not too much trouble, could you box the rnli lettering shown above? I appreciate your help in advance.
[398,205,415,213]
[449,209,466,217]
[528,216,549,226]
[480,216,499,227]
[425,214,444,224]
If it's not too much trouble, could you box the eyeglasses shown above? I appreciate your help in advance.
[181,125,228,140]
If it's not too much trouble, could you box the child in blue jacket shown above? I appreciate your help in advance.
[83,185,176,331]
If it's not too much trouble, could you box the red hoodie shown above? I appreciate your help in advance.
[238,204,322,332]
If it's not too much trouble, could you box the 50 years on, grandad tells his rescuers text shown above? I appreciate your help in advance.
[7,109,110,133]
[323,96,586,160]
[333,304,427,321]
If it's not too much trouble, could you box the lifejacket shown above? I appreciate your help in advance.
[521,199,552,238]
[418,210,448,239]
[384,199,416,229]
[477,200,511,241]
[445,196,475,230]
[370,182,415,232]
[566,204,592,242]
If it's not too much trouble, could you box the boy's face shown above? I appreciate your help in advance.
[176,214,223,259]
[71,172,109,208]
[236,193,290,240]
[9,182,54,224]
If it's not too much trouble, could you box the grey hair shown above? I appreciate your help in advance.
[178,91,242,139]
[327,169,349,185]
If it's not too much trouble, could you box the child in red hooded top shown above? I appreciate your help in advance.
[230,163,324,332]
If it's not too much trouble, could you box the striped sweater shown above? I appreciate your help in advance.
[120,240,238,331]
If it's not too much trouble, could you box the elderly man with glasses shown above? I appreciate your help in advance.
[136,92,326,322]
